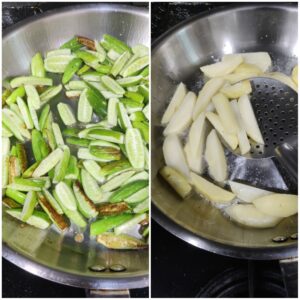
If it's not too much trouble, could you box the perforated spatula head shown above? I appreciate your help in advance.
[246,77,297,158]
[228,77,298,191]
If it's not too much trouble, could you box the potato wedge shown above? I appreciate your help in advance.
[200,55,243,78]
[184,142,205,174]
[161,82,187,125]
[190,172,235,204]
[233,63,263,75]
[188,112,207,157]
[205,102,215,112]
[228,181,272,203]
[193,78,225,120]
[222,72,258,85]
[238,94,264,144]
[230,100,251,155]
[261,72,298,92]
[225,204,282,228]
[205,129,227,182]
[163,134,190,178]
[206,112,238,150]
[159,166,192,199]
[220,80,252,99]
[223,52,272,72]
[253,194,298,218]
[292,65,298,85]
[212,93,239,134]
[164,91,196,135]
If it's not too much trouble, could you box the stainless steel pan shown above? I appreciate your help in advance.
[3,4,149,289]
[151,4,298,260]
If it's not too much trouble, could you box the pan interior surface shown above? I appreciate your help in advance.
[151,5,298,259]
[3,4,149,289]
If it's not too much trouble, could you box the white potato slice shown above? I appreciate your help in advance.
[225,204,282,228]
[212,93,239,134]
[253,194,298,218]
[200,55,243,78]
[233,63,263,75]
[221,80,252,99]
[188,112,207,157]
[261,72,298,92]
[184,142,205,174]
[228,181,272,203]
[222,72,258,85]
[164,91,196,135]
[205,102,215,112]
[190,172,235,204]
[223,52,272,72]
[163,134,190,178]
[159,166,192,199]
[292,65,298,85]
[230,100,251,155]
[161,82,187,125]
[205,130,227,182]
[206,112,238,150]
[238,94,264,144]
[193,78,225,120]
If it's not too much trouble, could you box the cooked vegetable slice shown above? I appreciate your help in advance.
[230,100,251,155]
[32,148,63,177]
[10,76,53,88]
[238,94,264,144]
[6,208,51,229]
[73,181,98,218]
[101,171,135,192]
[200,55,243,78]
[77,88,93,123]
[163,134,190,179]
[212,93,239,134]
[205,129,227,183]
[206,112,238,150]
[164,92,196,135]
[190,172,235,204]
[90,213,133,236]
[81,169,103,203]
[253,194,298,218]
[225,204,282,228]
[21,191,38,221]
[31,52,45,77]
[125,128,145,169]
[57,103,76,126]
[97,202,130,216]
[82,160,105,183]
[109,180,148,203]
[17,97,34,129]
[220,80,252,99]
[55,181,77,211]
[193,78,225,120]
[223,52,272,72]
[38,192,68,231]
[96,232,147,249]
[159,166,192,199]
[114,213,147,235]
[228,181,272,203]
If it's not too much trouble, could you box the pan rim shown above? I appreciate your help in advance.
[151,3,298,260]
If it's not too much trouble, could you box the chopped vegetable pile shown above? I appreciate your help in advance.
[2,34,149,249]
[160,52,298,229]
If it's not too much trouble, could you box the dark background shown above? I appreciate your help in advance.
[151,2,297,298]
[2,2,148,298]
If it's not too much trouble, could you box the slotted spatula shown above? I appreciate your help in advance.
[228,77,298,191]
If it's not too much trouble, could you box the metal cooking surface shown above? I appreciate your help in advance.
[3,4,149,289]
[151,4,298,259]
